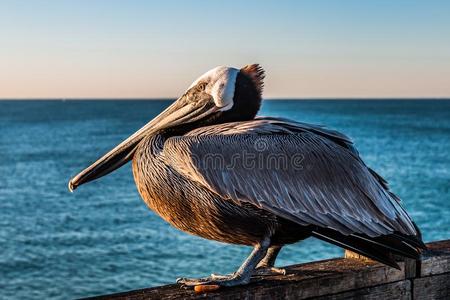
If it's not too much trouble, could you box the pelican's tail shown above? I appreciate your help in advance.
[312,224,426,269]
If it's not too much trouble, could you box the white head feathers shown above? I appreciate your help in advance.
[188,66,239,111]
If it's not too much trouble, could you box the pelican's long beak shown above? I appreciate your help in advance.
[68,93,217,192]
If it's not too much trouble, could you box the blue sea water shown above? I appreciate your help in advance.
[0,99,449,299]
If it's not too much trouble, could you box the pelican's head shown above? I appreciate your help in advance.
[69,64,265,191]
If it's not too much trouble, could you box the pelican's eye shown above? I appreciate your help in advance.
[197,82,207,91]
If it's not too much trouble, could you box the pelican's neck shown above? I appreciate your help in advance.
[132,133,166,192]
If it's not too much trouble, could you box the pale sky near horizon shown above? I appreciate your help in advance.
[1,0,450,99]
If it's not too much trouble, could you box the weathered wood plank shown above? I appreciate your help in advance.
[86,258,405,300]
[345,251,418,279]
[308,280,411,300]
[419,240,450,277]
[344,250,373,263]
[84,240,450,300]
[413,273,450,300]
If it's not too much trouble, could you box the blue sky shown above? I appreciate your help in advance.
[1,0,449,98]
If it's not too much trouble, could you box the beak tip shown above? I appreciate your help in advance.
[68,180,76,193]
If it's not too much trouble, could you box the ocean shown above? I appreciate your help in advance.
[0,100,449,299]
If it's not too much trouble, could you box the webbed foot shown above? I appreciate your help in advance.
[177,236,272,290]
[177,273,250,287]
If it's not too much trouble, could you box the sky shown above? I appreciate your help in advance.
[1,0,450,99]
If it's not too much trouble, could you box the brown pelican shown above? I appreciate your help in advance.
[69,64,425,288]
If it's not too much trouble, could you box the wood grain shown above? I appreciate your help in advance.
[84,240,450,300]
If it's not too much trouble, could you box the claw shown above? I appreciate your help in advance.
[176,277,210,286]
[176,277,184,284]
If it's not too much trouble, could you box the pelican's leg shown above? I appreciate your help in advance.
[256,245,281,268]
[255,245,286,275]
[177,236,271,287]
[208,245,285,279]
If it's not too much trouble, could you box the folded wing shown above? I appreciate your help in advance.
[163,117,424,265]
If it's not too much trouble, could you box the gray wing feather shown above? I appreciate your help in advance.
[164,118,417,237]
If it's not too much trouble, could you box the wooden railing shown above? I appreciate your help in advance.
[85,240,450,299]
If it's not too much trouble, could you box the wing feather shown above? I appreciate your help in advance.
[163,118,418,238]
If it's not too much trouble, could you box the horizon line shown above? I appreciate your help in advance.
[1,97,450,101]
